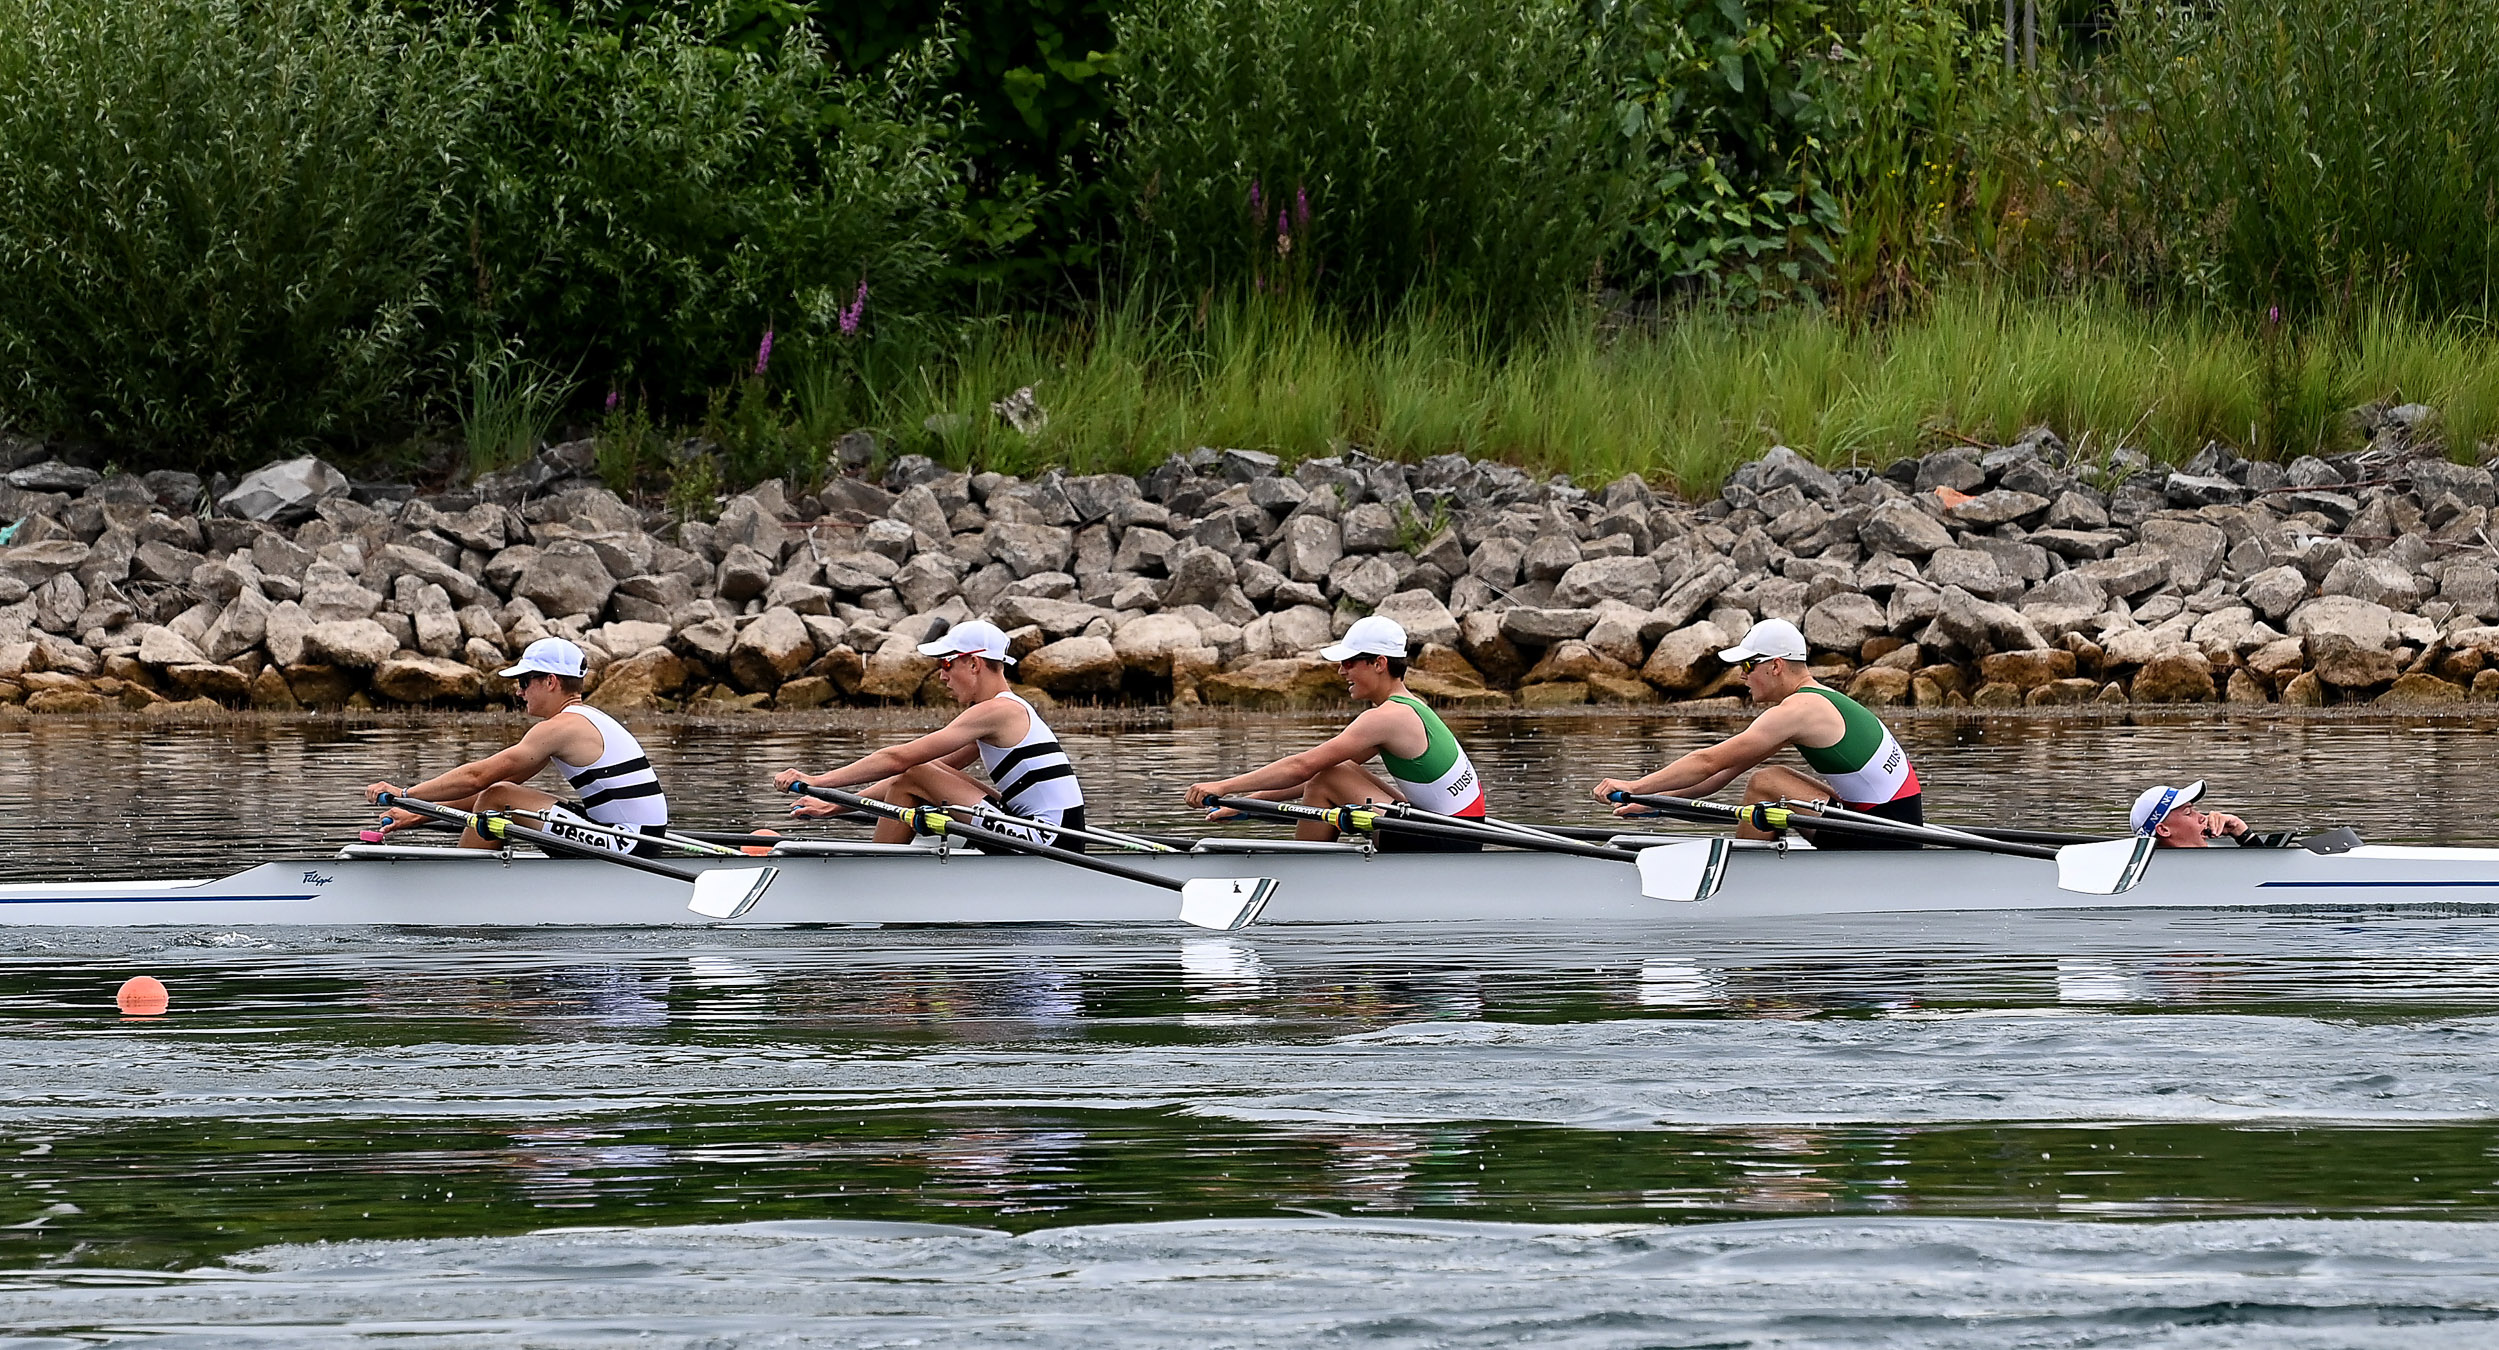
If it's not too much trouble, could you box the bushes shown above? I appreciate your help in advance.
[458,8,965,407]
[1111,0,1620,324]
[2067,0,2499,319]
[0,0,469,461]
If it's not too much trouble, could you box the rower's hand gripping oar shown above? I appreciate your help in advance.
[374,793,780,919]
[1607,791,2153,896]
[1201,795,1730,903]
[791,784,1273,930]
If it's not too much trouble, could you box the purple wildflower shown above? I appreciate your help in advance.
[2268,305,2281,325]
[840,279,869,336]
[604,388,620,414]
[754,327,774,377]
[1250,180,1263,218]
[1295,186,1309,230]
[1278,209,1289,239]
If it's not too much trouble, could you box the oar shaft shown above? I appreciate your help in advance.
[1612,791,2059,860]
[793,785,1186,894]
[376,793,711,883]
[1207,795,1638,862]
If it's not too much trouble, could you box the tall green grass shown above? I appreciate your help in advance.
[849,290,2499,491]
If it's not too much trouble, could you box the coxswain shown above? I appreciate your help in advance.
[363,637,670,854]
[1590,617,1923,849]
[1183,615,1487,849]
[771,619,1088,847]
[2131,780,2250,847]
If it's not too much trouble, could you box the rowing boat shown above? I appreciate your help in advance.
[4,833,2498,927]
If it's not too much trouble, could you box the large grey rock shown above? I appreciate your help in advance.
[302,618,397,668]
[890,484,952,541]
[728,607,814,690]
[1755,447,1840,501]
[130,539,205,586]
[1277,514,1343,583]
[2135,519,2227,591]
[986,522,1075,578]
[2321,555,2421,611]
[2163,472,2245,507]
[1801,593,1888,654]
[136,624,208,667]
[2069,554,2168,600]
[1638,621,1730,693]
[715,544,775,602]
[1468,536,1525,589]
[711,494,792,564]
[819,550,901,595]
[2238,564,2309,623]
[262,600,311,667]
[378,544,492,609]
[2412,459,2497,508]
[1499,607,1598,645]
[1113,525,1179,576]
[1162,545,1239,608]
[201,588,273,661]
[1522,533,1583,582]
[1653,561,1737,629]
[515,541,615,619]
[2441,561,2499,621]
[301,579,384,623]
[2288,595,2399,650]
[1924,547,2017,602]
[373,655,483,704]
[1554,556,1662,609]
[1326,554,1403,607]
[1948,489,2050,529]
[892,553,967,614]
[7,460,101,493]
[1340,502,1400,553]
[1111,612,1206,677]
[218,456,347,524]
[1022,635,1122,695]
[993,594,1116,639]
[1930,585,2047,657]
[1859,500,1953,557]
[1373,589,1460,649]
[0,540,90,585]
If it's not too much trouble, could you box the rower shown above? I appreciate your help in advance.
[2132,780,2250,847]
[364,637,670,855]
[1590,617,1922,849]
[1182,615,1487,849]
[771,619,1088,848]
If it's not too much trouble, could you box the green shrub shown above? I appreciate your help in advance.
[456,6,967,408]
[2077,0,2499,318]
[0,0,469,461]
[1110,0,1620,325]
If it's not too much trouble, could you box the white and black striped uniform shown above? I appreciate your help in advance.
[542,705,668,855]
[976,690,1085,846]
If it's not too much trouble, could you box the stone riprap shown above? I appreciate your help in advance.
[1,416,2495,717]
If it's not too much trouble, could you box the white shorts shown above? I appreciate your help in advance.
[541,804,665,858]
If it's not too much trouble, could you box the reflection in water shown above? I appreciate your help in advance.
[1637,961,1727,1009]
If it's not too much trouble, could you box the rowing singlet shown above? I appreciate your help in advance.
[1790,685,1920,808]
[976,690,1085,817]
[1379,694,1487,818]
[549,705,669,827]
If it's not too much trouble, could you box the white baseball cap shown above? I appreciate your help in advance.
[499,636,586,679]
[918,618,1017,665]
[1719,617,1809,664]
[2130,780,2206,835]
[1320,614,1408,662]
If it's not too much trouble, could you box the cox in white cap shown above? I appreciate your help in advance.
[917,619,1018,665]
[1717,617,1808,666]
[1319,614,1408,663]
[499,636,587,681]
[2129,780,2247,847]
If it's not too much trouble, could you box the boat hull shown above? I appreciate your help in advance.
[3,841,2499,927]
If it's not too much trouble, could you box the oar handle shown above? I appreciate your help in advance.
[788,783,1187,894]
[375,792,710,882]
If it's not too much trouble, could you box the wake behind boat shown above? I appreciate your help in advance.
[2,828,2495,927]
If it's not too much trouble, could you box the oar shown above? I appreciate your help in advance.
[1200,795,1730,903]
[502,809,749,860]
[947,800,1180,854]
[790,784,1272,930]
[374,792,780,919]
[1607,791,2153,895]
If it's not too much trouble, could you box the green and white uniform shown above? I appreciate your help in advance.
[1790,685,1921,808]
[1379,694,1486,817]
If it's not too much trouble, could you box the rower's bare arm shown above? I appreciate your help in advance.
[781,705,1004,790]
[1593,712,1802,802]
[401,734,561,804]
[1185,715,1391,806]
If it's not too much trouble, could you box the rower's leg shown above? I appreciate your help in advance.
[864,764,995,845]
[1299,763,1401,842]
[462,783,561,849]
[1736,767,1836,841]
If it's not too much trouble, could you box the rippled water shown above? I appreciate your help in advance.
[5,711,2499,1345]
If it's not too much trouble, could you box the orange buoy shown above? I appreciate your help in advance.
[116,976,169,1016]
[742,828,782,857]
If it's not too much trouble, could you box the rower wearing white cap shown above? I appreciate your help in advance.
[771,619,1089,847]
[1590,617,1924,848]
[1182,615,1488,850]
[2131,780,2249,848]
[363,637,671,855]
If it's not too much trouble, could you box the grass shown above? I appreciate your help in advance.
[820,289,2499,495]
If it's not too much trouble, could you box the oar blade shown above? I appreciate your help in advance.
[2054,837,2154,895]
[1178,877,1275,930]
[1637,838,1730,903]
[687,865,780,920]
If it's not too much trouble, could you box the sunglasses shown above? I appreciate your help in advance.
[935,652,984,670]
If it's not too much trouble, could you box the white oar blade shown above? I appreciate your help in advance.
[1637,838,1730,903]
[1178,877,1275,930]
[687,865,779,920]
[2055,837,2154,895]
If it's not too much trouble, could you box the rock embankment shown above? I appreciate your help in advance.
[0,412,2492,716]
